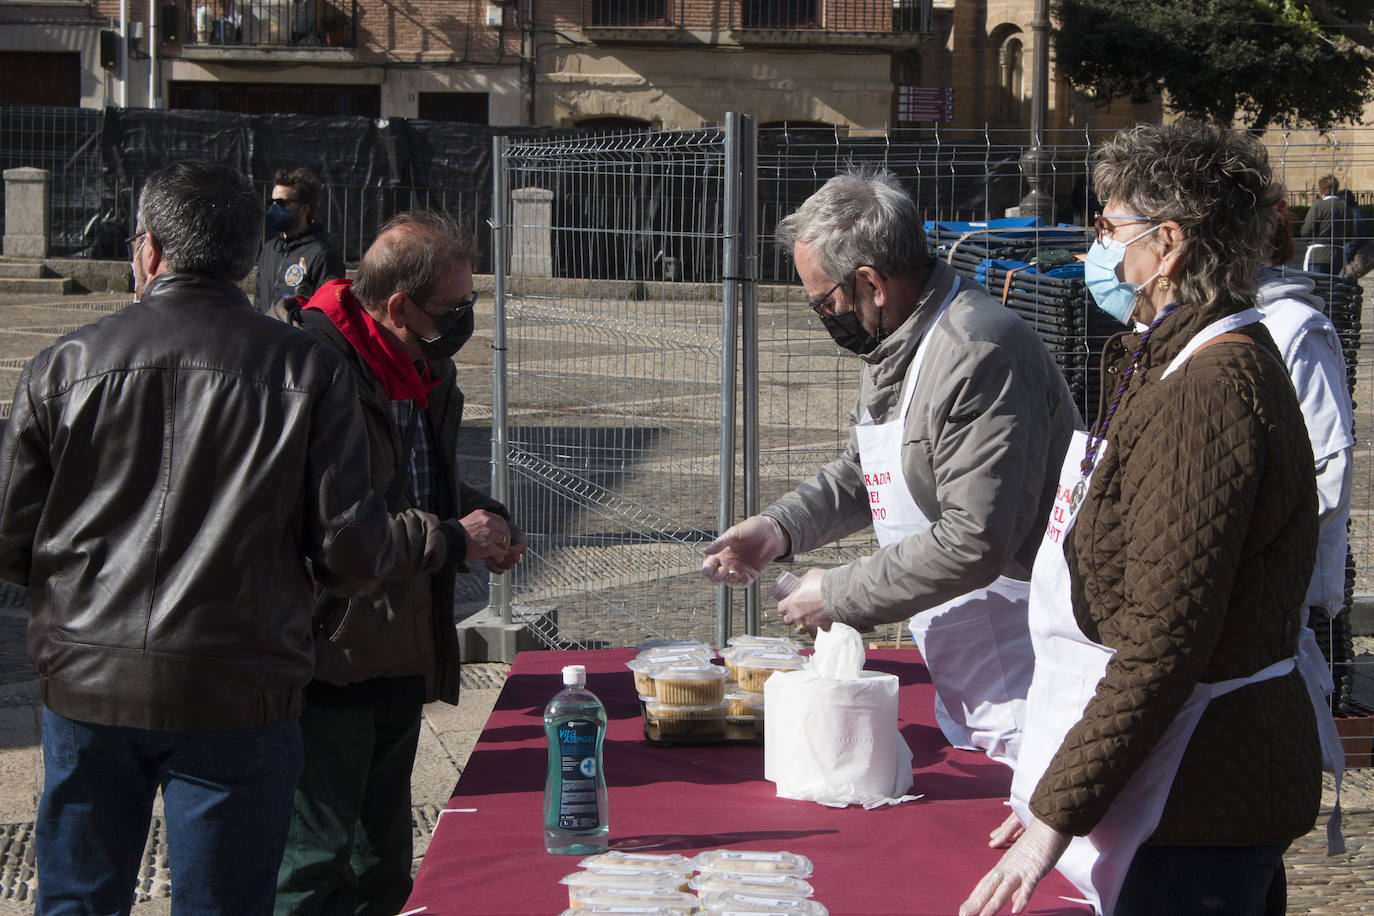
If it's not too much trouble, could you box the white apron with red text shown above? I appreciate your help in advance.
[1009,308,1344,915]
[855,276,1033,767]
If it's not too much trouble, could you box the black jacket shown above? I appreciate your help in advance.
[255,225,345,312]
[0,273,397,731]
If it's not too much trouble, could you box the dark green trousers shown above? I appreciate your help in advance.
[274,702,423,916]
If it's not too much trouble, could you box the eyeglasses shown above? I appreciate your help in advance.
[807,280,845,316]
[271,197,301,208]
[125,230,147,261]
[1093,213,1153,244]
[418,292,479,318]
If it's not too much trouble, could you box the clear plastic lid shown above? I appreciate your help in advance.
[558,906,692,916]
[728,651,807,672]
[569,885,702,912]
[725,635,803,652]
[636,638,714,654]
[560,869,690,891]
[637,641,714,658]
[698,890,829,914]
[579,851,695,875]
[687,873,814,897]
[691,850,814,878]
[626,654,709,673]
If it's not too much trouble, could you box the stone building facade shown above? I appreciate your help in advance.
[1,0,1158,133]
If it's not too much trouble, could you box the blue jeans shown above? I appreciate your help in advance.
[1115,842,1290,916]
[37,708,303,916]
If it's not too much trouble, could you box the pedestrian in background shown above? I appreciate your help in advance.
[1299,174,1358,274]
[272,211,526,915]
[0,160,398,914]
[256,165,345,312]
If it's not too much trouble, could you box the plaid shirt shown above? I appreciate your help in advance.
[392,400,442,515]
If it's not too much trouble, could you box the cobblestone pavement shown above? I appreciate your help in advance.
[0,292,1370,911]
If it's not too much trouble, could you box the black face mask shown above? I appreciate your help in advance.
[416,306,474,361]
[819,309,881,354]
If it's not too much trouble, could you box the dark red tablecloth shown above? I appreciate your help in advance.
[404,649,1090,915]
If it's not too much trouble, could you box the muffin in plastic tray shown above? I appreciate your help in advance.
[568,884,702,912]
[687,872,814,898]
[579,851,695,876]
[649,663,729,705]
[692,849,813,878]
[697,890,829,914]
[627,653,709,698]
[727,650,806,693]
[642,699,728,741]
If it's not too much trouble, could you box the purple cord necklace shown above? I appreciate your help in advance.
[1069,302,1178,513]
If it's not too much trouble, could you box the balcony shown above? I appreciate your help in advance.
[180,0,359,57]
[581,0,684,42]
[731,0,930,45]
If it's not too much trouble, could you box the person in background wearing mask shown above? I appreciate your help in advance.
[0,160,398,913]
[702,169,1080,767]
[255,165,345,312]
[271,211,527,915]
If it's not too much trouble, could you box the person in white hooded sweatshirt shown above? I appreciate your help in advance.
[1256,216,1354,631]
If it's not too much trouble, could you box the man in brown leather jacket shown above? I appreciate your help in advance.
[271,211,526,916]
[0,160,397,914]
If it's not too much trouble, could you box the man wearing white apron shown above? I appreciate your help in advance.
[963,312,1341,916]
[701,170,1080,767]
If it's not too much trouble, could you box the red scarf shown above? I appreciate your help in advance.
[304,279,439,407]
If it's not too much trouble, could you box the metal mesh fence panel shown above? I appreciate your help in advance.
[493,128,733,649]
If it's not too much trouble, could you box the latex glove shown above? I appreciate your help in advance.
[776,567,833,636]
[486,519,528,574]
[959,817,1071,916]
[459,510,513,564]
[701,515,787,588]
[989,811,1025,849]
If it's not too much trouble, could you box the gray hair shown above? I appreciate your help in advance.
[137,160,262,281]
[352,210,476,309]
[1092,121,1281,313]
[775,169,933,283]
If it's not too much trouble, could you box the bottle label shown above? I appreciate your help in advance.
[556,717,601,830]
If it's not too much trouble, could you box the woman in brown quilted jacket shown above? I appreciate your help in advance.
[963,121,1331,916]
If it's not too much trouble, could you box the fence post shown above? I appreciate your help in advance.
[3,168,50,258]
[716,114,745,649]
[737,115,761,636]
[490,135,513,624]
[510,186,554,276]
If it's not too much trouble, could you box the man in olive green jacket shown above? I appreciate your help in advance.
[273,211,526,915]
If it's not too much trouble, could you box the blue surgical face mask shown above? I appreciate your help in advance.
[1084,223,1163,324]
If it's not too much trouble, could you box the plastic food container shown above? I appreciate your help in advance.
[697,890,829,914]
[636,639,714,656]
[579,851,695,876]
[649,663,729,705]
[568,885,702,911]
[643,699,728,740]
[687,872,814,898]
[559,905,693,915]
[692,850,814,878]
[724,688,764,740]
[725,635,804,652]
[560,868,692,901]
[627,652,712,697]
[728,651,807,693]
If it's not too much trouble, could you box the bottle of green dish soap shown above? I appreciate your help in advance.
[543,664,609,854]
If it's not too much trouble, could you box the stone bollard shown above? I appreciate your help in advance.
[3,168,50,258]
[510,186,553,277]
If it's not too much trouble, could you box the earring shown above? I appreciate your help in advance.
[1157,276,1170,291]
